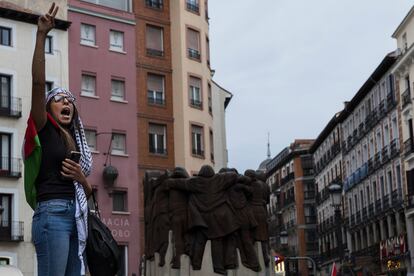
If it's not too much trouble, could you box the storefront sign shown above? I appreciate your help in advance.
[101,217,131,239]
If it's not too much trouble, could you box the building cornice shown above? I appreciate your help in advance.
[391,45,414,78]
[68,5,136,25]
[392,5,414,38]
[0,5,71,30]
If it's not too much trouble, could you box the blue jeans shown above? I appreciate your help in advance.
[32,199,81,276]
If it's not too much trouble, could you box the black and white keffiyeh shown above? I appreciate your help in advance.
[46,87,93,275]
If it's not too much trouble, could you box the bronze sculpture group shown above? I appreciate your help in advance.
[144,165,271,274]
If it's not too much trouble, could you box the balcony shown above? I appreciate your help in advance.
[281,172,294,185]
[362,207,367,221]
[402,88,411,108]
[145,0,163,9]
[368,158,374,173]
[304,190,315,200]
[374,152,381,169]
[186,1,199,12]
[356,210,361,225]
[303,168,314,177]
[404,139,414,157]
[146,48,164,57]
[188,48,201,60]
[360,163,368,180]
[0,157,22,178]
[350,214,355,227]
[305,215,317,224]
[383,194,390,210]
[283,196,295,207]
[390,139,399,158]
[358,122,365,136]
[382,145,389,164]
[375,199,382,214]
[190,98,202,108]
[149,147,167,155]
[387,93,397,110]
[192,148,204,156]
[0,96,22,118]
[147,96,165,105]
[368,203,374,219]
[0,221,24,241]
[391,189,403,208]
[379,100,386,117]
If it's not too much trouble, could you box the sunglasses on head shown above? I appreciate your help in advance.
[52,94,75,103]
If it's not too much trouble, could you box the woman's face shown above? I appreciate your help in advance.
[49,93,75,125]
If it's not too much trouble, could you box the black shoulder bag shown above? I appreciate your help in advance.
[86,193,121,276]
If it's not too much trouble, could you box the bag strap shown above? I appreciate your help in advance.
[91,192,101,219]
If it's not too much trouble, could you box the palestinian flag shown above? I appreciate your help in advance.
[23,113,58,210]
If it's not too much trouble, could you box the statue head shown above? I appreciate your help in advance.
[244,169,256,179]
[171,167,190,179]
[218,167,238,174]
[198,165,215,178]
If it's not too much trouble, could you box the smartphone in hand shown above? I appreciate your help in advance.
[69,151,81,163]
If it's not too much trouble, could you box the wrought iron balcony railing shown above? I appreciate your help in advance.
[149,147,167,155]
[188,48,201,59]
[404,138,414,156]
[145,0,163,9]
[0,96,22,118]
[190,98,202,108]
[146,48,164,57]
[0,220,24,242]
[186,1,199,12]
[0,157,22,178]
[147,96,165,105]
[402,88,411,108]
[192,148,204,156]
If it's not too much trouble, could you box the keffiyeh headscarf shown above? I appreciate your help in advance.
[47,87,93,275]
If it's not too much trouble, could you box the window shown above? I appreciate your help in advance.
[112,191,127,212]
[81,74,96,97]
[145,0,163,9]
[402,33,408,50]
[206,36,210,65]
[45,81,53,95]
[191,125,204,156]
[109,30,124,52]
[0,133,10,173]
[0,257,10,265]
[0,75,11,112]
[148,123,166,155]
[208,83,212,114]
[45,35,53,54]
[111,133,126,155]
[80,24,96,46]
[0,27,11,46]
[0,194,12,240]
[209,129,214,161]
[82,0,132,12]
[146,25,163,57]
[111,79,125,101]
[187,28,200,60]
[85,129,97,151]
[189,76,202,108]
[186,0,199,13]
[147,74,165,105]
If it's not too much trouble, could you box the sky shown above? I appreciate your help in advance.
[209,0,414,172]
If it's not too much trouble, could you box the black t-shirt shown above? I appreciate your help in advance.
[35,119,75,202]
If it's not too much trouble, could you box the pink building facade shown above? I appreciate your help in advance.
[67,1,139,275]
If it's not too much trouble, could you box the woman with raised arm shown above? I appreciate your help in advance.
[23,3,93,276]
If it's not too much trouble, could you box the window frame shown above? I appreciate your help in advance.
[190,123,205,158]
[84,129,97,152]
[80,23,97,47]
[111,133,127,155]
[188,75,203,109]
[147,73,165,106]
[109,30,124,52]
[81,73,97,97]
[145,24,164,57]
[45,35,53,54]
[148,123,167,155]
[112,190,128,212]
[0,26,11,47]
[186,26,201,61]
[110,78,126,102]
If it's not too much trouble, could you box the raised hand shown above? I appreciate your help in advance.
[37,2,59,34]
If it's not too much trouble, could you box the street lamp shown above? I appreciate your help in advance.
[329,183,344,269]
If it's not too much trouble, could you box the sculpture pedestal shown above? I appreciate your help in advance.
[145,231,276,276]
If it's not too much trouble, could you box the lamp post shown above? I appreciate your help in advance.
[329,183,344,269]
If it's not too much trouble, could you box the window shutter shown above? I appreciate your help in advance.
[146,26,163,51]
[187,28,199,51]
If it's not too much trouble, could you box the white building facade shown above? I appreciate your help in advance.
[0,1,69,275]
